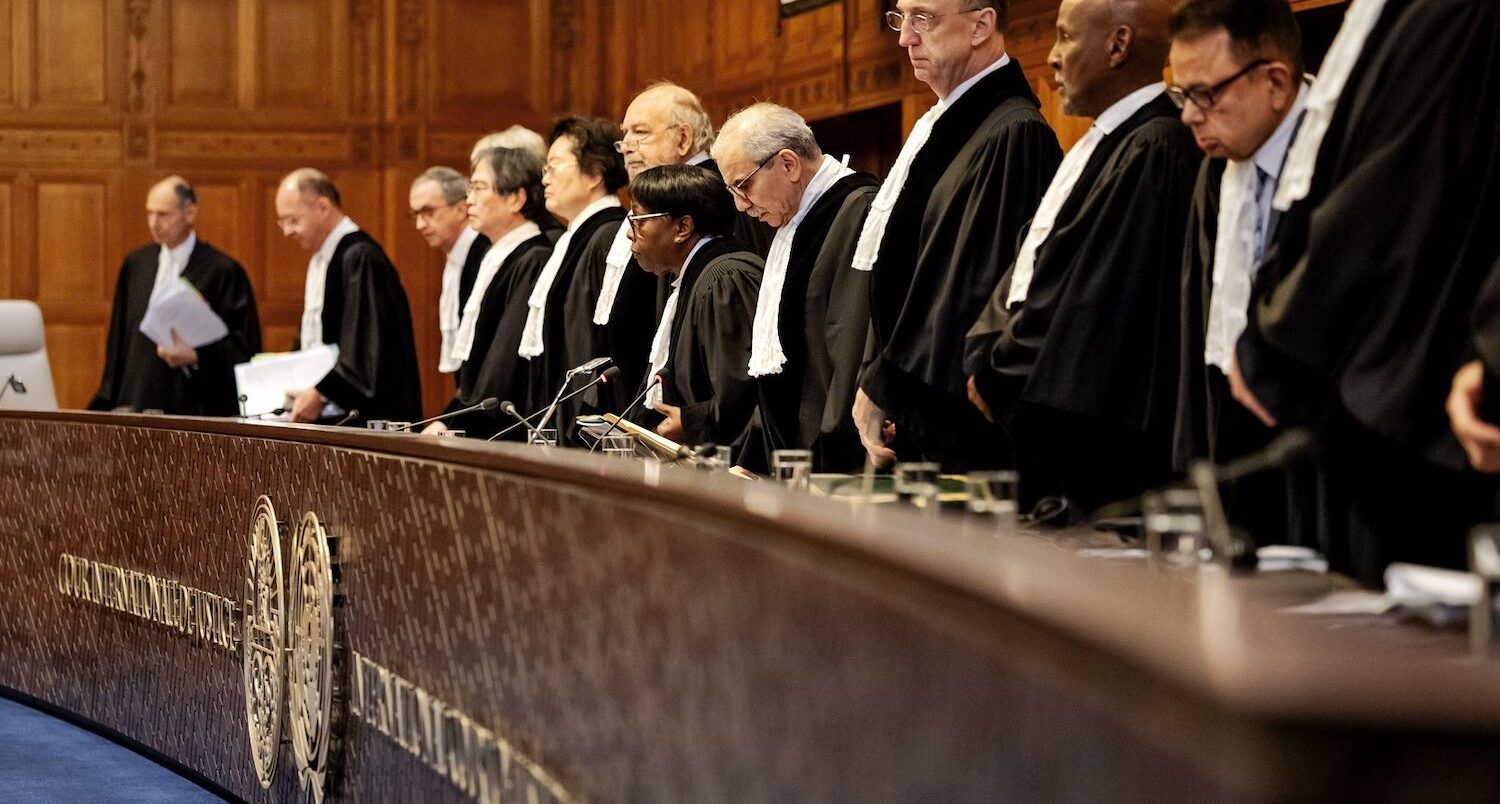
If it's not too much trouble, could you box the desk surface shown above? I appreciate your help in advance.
[1,410,1496,803]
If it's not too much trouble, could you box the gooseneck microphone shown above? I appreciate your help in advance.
[389,397,499,432]
[488,367,621,442]
[590,368,669,452]
[500,401,551,444]
[332,408,361,427]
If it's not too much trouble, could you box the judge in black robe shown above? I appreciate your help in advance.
[433,147,555,439]
[90,202,260,417]
[855,37,1062,471]
[517,117,632,435]
[277,169,422,425]
[712,102,880,473]
[628,165,762,450]
[1232,0,1500,585]
[627,166,762,450]
[1167,0,1311,543]
[967,72,1199,513]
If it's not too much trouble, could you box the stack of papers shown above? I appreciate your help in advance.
[138,278,228,348]
[234,345,339,418]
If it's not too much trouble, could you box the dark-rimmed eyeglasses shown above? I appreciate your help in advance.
[1166,58,1271,111]
[728,152,777,202]
[884,6,982,34]
[625,211,672,233]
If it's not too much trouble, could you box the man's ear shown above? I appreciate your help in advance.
[1108,25,1135,69]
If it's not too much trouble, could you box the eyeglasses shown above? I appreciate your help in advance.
[625,211,672,233]
[410,202,456,221]
[1166,58,1270,111]
[614,126,682,153]
[542,160,575,178]
[728,152,778,202]
[884,6,982,34]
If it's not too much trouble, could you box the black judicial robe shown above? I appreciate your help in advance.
[861,59,1062,471]
[89,240,261,416]
[528,207,626,418]
[966,94,1199,513]
[661,238,763,448]
[442,232,553,439]
[1172,158,1299,546]
[1236,0,1500,584]
[305,231,422,424]
[560,215,657,418]
[1472,258,1500,416]
[455,233,493,315]
[755,172,880,474]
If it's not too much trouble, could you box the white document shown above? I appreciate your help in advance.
[138,278,229,348]
[234,345,339,418]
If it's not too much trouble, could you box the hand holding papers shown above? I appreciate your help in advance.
[138,278,228,349]
[234,345,339,418]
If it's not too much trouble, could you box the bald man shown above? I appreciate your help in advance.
[277,168,421,425]
[964,0,1200,514]
[90,177,261,416]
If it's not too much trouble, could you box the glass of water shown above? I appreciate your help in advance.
[1143,488,1206,566]
[894,461,942,512]
[598,434,635,458]
[365,419,391,431]
[966,470,1020,530]
[528,428,559,448]
[772,449,813,490]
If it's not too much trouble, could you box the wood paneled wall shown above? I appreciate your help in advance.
[1,0,1339,416]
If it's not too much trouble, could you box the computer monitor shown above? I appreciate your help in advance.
[0,300,58,411]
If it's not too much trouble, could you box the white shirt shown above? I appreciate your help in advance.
[1006,82,1165,306]
[686,151,711,167]
[437,225,481,373]
[749,154,854,377]
[646,237,717,408]
[591,220,639,325]
[451,221,544,364]
[149,231,198,303]
[852,54,1012,272]
[299,216,360,349]
[518,195,622,358]
[1204,83,1311,373]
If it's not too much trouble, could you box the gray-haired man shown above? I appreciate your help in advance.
[713,102,879,472]
[409,166,488,375]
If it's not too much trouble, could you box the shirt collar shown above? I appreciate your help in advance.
[165,230,197,268]
[941,53,1011,108]
[446,225,479,264]
[686,151,711,166]
[1093,82,1166,135]
[491,220,542,253]
[1251,81,1312,181]
[315,216,361,265]
[566,194,622,232]
[675,235,717,285]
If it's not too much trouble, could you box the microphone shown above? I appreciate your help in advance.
[389,397,499,432]
[489,367,621,441]
[500,401,551,444]
[248,407,288,420]
[567,356,613,378]
[0,374,26,403]
[590,368,669,452]
[1214,428,1318,484]
[1191,428,1319,568]
[332,408,361,427]
[237,394,248,418]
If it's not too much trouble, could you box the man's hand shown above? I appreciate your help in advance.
[966,376,994,423]
[853,388,897,468]
[653,401,684,442]
[422,420,449,436]
[287,388,326,423]
[156,328,198,369]
[1227,355,1277,428]
[1447,360,1500,473]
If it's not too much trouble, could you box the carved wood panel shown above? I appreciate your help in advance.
[33,0,110,107]
[165,0,239,109]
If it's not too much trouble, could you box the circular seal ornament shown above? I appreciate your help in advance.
[243,495,287,789]
[288,511,345,803]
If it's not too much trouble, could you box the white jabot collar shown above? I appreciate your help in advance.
[646,236,717,408]
[450,221,543,364]
[518,194,622,358]
[437,226,481,372]
[300,216,360,349]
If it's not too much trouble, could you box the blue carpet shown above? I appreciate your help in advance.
[0,696,224,803]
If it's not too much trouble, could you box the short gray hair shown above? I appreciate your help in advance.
[713,102,821,164]
[284,167,341,208]
[414,166,468,204]
[470,126,547,164]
